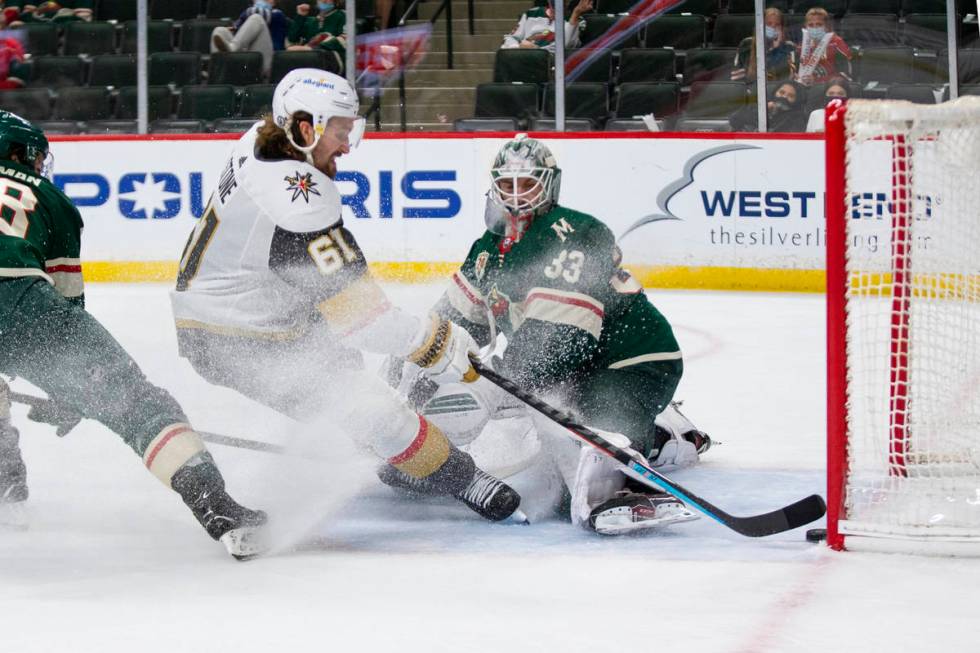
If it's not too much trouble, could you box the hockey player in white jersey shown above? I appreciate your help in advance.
[170,69,522,523]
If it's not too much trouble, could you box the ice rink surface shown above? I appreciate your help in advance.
[2,283,978,653]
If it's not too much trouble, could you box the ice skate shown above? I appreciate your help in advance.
[0,387,28,530]
[588,491,699,535]
[171,462,268,560]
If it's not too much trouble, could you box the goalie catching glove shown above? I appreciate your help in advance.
[407,315,480,385]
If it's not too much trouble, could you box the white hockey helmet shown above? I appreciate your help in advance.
[486,133,561,226]
[272,68,365,164]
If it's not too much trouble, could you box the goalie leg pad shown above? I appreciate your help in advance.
[648,402,712,469]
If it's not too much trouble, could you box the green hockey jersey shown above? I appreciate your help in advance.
[0,159,84,305]
[438,204,680,389]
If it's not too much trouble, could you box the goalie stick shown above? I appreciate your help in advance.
[468,355,827,537]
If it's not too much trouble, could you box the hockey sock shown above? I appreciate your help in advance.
[141,423,211,489]
[386,416,475,496]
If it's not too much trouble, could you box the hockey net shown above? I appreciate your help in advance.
[826,97,980,554]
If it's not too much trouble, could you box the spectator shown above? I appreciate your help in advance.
[376,0,395,30]
[500,0,592,53]
[13,1,86,23]
[731,8,796,82]
[212,0,289,77]
[729,80,807,132]
[0,36,24,89]
[795,7,851,86]
[287,1,347,74]
[805,76,849,132]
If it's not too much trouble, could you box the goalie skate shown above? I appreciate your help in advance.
[588,491,699,536]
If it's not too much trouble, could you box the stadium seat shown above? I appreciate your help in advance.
[847,0,900,13]
[543,82,608,122]
[89,54,138,87]
[792,0,846,16]
[616,48,675,83]
[950,49,980,84]
[206,0,250,18]
[97,0,139,22]
[0,89,53,121]
[122,20,174,54]
[903,14,952,50]
[674,117,733,131]
[683,47,735,85]
[886,83,938,102]
[85,119,138,134]
[712,14,755,48]
[955,83,980,96]
[604,117,663,130]
[579,15,639,49]
[178,85,237,121]
[644,15,706,50]
[900,0,946,14]
[213,117,260,133]
[64,21,117,56]
[857,46,914,84]
[666,0,718,15]
[29,56,87,89]
[683,80,747,118]
[116,85,174,120]
[277,0,303,17]
[527,118,596,131]
[839,14,901,47]
[17,24,59,57]
[727,0,789,12]
[239,84,275,117]
[53,87,112,121]
[567,48,613,83]
[452,117,520,132]
[595,0,635,13]
[150,0,202,21]
[208,51,264,85]
[493,49,550,84]
[35,120,80,135]
[149,52,202,86]
[270,50,330,84]
[474,82,539,123]
[149,119,208,133]
[613,82,681,119]
[180,19,231,53]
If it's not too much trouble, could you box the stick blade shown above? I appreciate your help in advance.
[728,494,827,537]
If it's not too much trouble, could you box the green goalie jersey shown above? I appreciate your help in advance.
[437,204,681,389]
[0,159,85,306]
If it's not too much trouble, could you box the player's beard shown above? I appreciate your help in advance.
[324,155,338,179]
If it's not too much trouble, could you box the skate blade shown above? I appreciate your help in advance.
[594,509,699,536]
[508,508,531,525]
[0,502,28,531]
[220,525,269,561]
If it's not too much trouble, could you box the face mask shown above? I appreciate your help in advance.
[770,96,792,113]
[253,0,270,8]
[764,26,778,40]
[807,26,826,39]
[318,2,334,11]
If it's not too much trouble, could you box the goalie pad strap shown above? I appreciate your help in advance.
[388,416,451,479]
[143,423,206,486]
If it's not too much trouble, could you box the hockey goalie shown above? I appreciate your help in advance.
[383,134,712,535]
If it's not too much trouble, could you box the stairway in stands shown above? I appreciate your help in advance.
[366,0,526,130]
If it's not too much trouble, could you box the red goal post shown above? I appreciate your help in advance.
[826,97,980,555]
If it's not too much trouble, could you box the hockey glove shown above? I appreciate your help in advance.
[408,316,480,385]
[25,397,82,438]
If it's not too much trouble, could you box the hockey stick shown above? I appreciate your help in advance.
[469,355,827,537]
[8,390,296,457]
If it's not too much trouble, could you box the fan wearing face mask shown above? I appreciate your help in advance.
[288,0,347,74]
[211,0,289,77]
[729,80,807,132]
[805,76,850,131]
[731,8,797,82]
[794,7,852,86]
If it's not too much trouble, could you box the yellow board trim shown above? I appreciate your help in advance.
[81,261,829,293]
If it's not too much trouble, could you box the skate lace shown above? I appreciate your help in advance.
[458,470,501,508]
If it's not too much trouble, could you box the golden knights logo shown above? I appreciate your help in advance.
[284,171,321,203]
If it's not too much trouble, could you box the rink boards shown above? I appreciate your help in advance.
[48,131,840,292]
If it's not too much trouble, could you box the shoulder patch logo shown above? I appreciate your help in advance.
[474,251,489,281]
[284,171,321,203]
[551,218,574,242]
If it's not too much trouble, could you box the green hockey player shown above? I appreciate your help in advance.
[0,111,266,557]
[384,134,712,534]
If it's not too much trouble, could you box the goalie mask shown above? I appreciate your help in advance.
[485,134,561,235]
[272,68,366,166]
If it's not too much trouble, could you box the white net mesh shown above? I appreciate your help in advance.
[842,97,980,542]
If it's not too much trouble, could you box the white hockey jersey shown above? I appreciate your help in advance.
[170,124,422,355]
